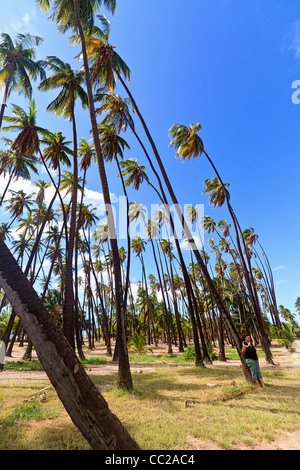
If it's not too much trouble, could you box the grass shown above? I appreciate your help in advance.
[0,345,299,450]
[4,360,44,372]
[101,365,300,450]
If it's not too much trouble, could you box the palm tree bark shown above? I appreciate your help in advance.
[0,236,139,449]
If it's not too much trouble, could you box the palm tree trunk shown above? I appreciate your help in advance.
[73,0,132,389]
[0,171,15,207]
[0,236,139,450]
[0,66,14,130]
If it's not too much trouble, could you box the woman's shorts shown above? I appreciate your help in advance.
[245,358,262,381]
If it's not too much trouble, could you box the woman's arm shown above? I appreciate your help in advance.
[241,341,248,356]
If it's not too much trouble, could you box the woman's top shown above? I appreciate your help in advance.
[244,343,258,361]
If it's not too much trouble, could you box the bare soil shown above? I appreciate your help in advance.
[1,341,299,450]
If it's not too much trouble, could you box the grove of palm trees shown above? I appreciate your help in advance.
[0,0,299,452]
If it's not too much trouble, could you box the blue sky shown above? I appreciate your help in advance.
[0,1,299,319]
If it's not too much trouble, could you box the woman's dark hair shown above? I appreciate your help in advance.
[241,333,250,344]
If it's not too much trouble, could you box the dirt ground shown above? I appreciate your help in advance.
[1,341,299,450]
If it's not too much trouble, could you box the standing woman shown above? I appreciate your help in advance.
[242,333,267,388]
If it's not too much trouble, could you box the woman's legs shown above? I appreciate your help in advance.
[246,359,266,388]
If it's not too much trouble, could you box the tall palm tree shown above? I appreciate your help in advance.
[36,0,133,389]
[0,33,45,128]
[169,123,274,365]
[87,34,239,369]
[201,177,274,363]
[39,56,88,349]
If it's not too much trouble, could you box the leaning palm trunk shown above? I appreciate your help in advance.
[73,0,132,389]
[0,236,139,450]
[114,68,252,381]
[200,147,274,364]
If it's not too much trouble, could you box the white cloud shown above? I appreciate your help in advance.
[273,265,287,272]
[0,173,119,228]
[289,18,300,58]
[2,8,39,36]
[275,280,288,286]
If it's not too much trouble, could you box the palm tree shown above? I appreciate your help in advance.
[202,178,230,208]
[2,101,48,156]
[36,0,117,34]
[41,130,73,241]
[31,179,51,280]
[169,123,274,365]
[90,36,244,370]
[80,23,130,93]
[130,236,153,342]
[39,56,88,349]
[2,102,67,284]
[243,227,281,327]
[95,90,134,134]
[0,33,45,128]
[0,234,139,450]
[36,0,133,389]
[202,179,274,363]
[169,123,204,161]
[0,141,38,206]
[4,190,35,229]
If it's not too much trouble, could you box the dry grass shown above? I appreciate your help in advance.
[0,342,299,450]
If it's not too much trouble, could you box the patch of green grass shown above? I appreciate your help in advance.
[5,397,59,426]
[225,348,265,360]
[80,356,108,365]
[128,353,185,363]
[0,383,89,450]
[5,360,44,372]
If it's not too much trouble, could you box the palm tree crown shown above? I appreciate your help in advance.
[39,56,88,119]
[168,123,204,160]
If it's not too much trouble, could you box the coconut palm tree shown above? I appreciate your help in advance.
[202,177,230,208]
[2,101,48,156]
[39,56,88,349]
[169,123,274,365]
[0,33,45,128]
[0,142,38,206]
[295,298,300,318]
[79,24,130,93]
[4,189,35,229]
[36,0,133,389]
[2,102,67,285]
[95,90,134,134]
